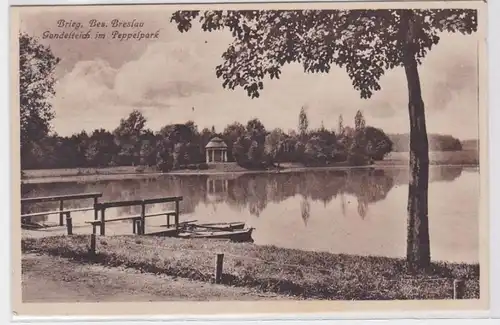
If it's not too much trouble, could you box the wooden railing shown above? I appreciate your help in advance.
[21,193,184,237]
[21,192,103,226]
[90,196,184,236]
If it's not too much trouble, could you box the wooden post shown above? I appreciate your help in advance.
[214,253,224,284]
[59,200,64,226]
[89,233,96,255]
[93,197,99,220]
[132,218,137,234]
[100,208,106,236]
[175,199,180,229]
[167,214,170,228]
[453,279,465,299]
[136,220,143,235]
[66,212,73,235]
[141,202,146,235]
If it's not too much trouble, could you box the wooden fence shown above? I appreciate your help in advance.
[21,193,184,237]
[21,192,103,226]
[88,196,183,236]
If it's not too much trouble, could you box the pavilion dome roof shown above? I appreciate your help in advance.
[205,137,228,149]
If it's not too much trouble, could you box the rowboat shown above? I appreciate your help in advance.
[21,222,45,229]
[186,222,246,231]
[178,227,254,242]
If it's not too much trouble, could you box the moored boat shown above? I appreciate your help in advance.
[191,221,246,231]
[178,227,254,242]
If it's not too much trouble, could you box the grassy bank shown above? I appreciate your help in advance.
[22,235,480,300]
[23,253,287,302]
[22,165,159,179]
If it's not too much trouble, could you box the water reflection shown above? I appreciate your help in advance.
[21,166,480,262]
[22,166,464,222]
[301,196,311,225]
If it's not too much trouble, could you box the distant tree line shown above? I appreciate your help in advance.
[389,133,463,152]
[21,108,394,171]
[460,139,479,151]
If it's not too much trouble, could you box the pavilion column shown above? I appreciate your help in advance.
[223,150,227,162]
[211,150,215,163]
[206,150,209,163]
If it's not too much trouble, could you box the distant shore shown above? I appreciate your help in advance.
[22,235,479,300]
[21,150,479,185]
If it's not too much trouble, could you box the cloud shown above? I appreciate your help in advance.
[49,28,479,140]
[52,59,119,112]
[113,41,216,105]
[50,38,224,133]
[419,33,478,112]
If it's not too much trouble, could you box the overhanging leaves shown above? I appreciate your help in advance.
[170,9,477,99]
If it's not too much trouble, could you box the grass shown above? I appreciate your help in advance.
[22,165,159,179]
[22,235,480,300]
[22,253,287,302]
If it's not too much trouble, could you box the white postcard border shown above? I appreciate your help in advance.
[3,0,499,322]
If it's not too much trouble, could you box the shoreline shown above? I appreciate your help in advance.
[21,163,479,185]
[22,235,480,300]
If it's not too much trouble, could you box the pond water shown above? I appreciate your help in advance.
[21,166,479,263]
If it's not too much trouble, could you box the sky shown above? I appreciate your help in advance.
[19,7,480,140]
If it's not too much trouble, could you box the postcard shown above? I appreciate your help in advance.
[10,0,489,317]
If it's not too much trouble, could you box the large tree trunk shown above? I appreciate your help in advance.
[402,11,431,270]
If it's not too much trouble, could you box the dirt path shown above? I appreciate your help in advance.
[22,253,290,303]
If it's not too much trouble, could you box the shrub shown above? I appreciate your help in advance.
[197,163,209,170]
[184,163,209,170]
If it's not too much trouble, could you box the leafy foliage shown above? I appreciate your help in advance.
[298,106,309,136]
[264,128,286,166]
[85,129,118,167]
[389,133,463,152]
[365,127,393,160]
[112,110,147,166]
[337,114,344,135]
[354,110,366,131]
[19,33,60,167]
[171,9,477,99]
[24,109,395,170]
[222,122,246,161]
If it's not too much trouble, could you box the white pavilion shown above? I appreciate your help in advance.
[205,137,228,164]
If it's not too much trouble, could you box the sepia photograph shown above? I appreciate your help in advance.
[10,0,489,316]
